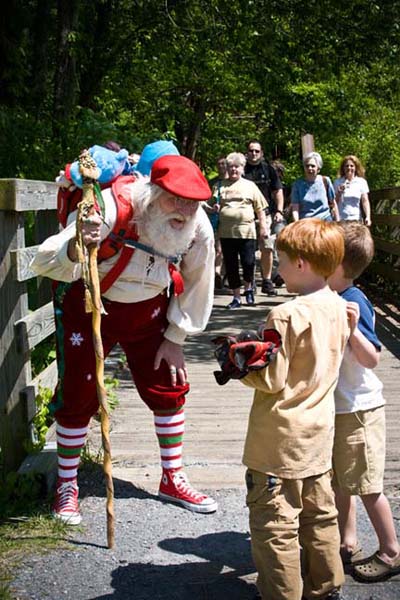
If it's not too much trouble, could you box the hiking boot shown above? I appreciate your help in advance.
[159,469,218,513]
[305,590,345,600]
[227,297,241,309]
[52,479,82,525]
[245,290,255,305]
[324,590,346,600]
[214,273,223,290]
[261,278,277,296]
[272,273,285,288]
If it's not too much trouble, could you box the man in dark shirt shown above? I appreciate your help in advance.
[244,140,284,295]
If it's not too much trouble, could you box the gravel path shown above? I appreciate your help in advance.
[10,477,400,600]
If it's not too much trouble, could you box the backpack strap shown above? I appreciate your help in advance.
[97,175,136,261]
[98,176,137,293]
[99,244,135,294]
[322,176,334,207]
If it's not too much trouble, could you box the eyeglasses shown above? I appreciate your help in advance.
[172,196,198,213]
[248,149,261,154]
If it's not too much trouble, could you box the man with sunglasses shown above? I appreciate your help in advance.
[244,140,284,296]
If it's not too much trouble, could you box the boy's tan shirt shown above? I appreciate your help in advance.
[242,289,350,479]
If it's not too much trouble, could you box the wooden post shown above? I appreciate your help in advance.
[35,210,58,308]
[0,207,32,473]
[301,133,315,159]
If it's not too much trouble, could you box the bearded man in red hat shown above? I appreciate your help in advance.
[31,155,217,524]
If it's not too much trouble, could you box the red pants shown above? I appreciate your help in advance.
[51,280,189,428]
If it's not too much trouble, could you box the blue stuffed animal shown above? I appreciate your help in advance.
[68,145,130,188]
[135,140,179,176]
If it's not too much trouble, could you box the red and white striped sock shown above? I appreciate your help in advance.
[56,424,88,481]
[154,408,184,471]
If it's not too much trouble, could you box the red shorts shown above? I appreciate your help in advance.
[51,280,189,428]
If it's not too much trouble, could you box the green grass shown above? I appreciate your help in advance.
[0,514,74,599]
[0,438,106,598]
[0,450,104,600]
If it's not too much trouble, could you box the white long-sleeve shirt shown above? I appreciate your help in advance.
[31,188,215,345]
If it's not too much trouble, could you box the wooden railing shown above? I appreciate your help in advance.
[0,179,399,475]
[368,188,400,287]
[0,179,59,474]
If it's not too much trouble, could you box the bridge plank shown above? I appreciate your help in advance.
[0,179,57,211]
[14,301,55,353]
[10,246,40,281]
[373,214,400,226]
[370,187,400,202]
[369,262,400,283]
[374,237,400,256]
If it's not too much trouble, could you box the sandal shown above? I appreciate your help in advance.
[340,544,363,565]
[353,550,400,582]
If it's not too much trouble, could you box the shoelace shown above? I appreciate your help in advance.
[172,472,205,501]
[56,481,79,512]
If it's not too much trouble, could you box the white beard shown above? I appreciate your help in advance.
[138,201,198,257]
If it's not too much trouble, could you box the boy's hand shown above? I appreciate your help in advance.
[346,301,360,335]
[212,329,282,385]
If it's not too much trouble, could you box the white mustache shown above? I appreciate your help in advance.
[139,203,196,257]
[167,212,187,222]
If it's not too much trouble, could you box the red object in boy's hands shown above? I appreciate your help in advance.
[212,329,281,385]
[229,328,282,371]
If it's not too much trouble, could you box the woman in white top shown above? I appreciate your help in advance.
[334,155,371,226]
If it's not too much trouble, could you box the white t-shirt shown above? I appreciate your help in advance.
[334,176,369,221]
[335,286,384,414]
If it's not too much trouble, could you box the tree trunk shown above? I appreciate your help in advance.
[53,0,80,134]
[78,0,116,110]
[29,0,53,117]
[179,94,206,160]
[0,1,29,105]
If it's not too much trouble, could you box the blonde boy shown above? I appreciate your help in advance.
[241,219,350,600]
[329,221,400,581]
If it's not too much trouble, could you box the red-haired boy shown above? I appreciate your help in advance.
[241,219,350,600]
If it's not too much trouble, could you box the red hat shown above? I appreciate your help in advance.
[151,155,211,201]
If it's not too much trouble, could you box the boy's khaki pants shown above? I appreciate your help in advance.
[246,469,344,600]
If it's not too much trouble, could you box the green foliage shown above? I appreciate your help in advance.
[23,386,53,455]
[31,338,56,378]
[2,1,400,184]
[0,583,13,600]
[104,376,120,412]
[0,472,44,519]
[80,439,103,468]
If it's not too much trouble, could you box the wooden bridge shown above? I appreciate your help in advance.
[1,178,400,598]
[80,286,400,498]
[0,178,399,482]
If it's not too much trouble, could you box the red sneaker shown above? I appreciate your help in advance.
[52,479,82,525]
[159,469,218,513]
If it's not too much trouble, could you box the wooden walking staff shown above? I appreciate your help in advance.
[75,149,115,549]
